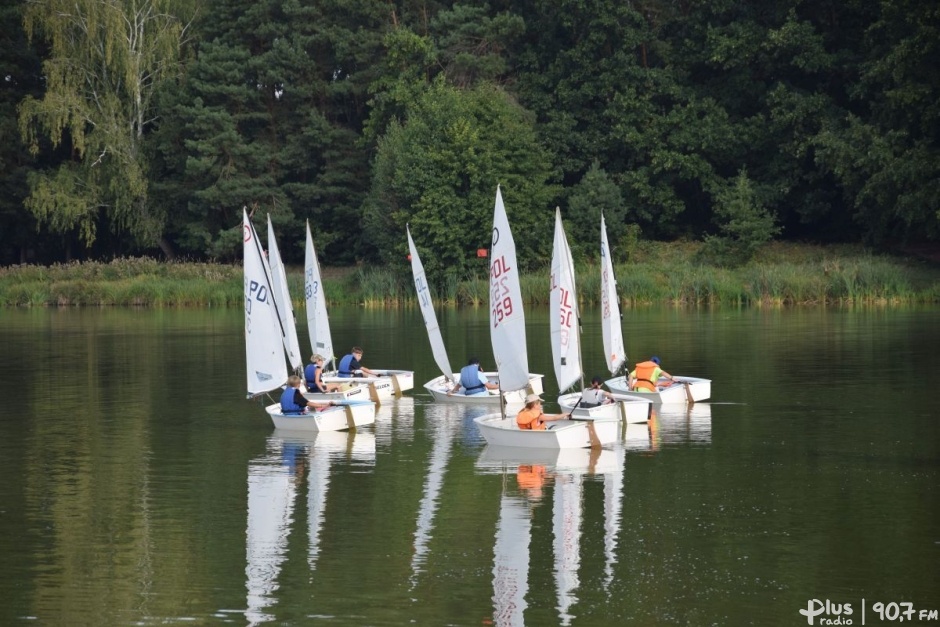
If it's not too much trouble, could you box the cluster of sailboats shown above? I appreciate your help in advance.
[243,186,711,449]
[243,209,412,432]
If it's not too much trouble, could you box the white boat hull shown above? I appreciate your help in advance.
[321,373,408,402]
[372,369,414,393]
[604,376,711,404]
[556,392,653,423]
[424,373,545,404]
[302,382,373,403]
[474,414,619,449]
[265,402,375,432]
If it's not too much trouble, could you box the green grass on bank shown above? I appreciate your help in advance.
[1,242,938,307]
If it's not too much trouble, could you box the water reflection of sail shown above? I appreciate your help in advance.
[602,445,625,591]
[373,396,416,445]
[492,492,531,627]
[409,404,462,584]
[245,442,298,625]
[554,472,582,626]
[246,432,376,624]
[478,446,620,627]
[303,431,376,570]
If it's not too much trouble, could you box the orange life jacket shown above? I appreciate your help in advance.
[632,361,660,391]
[516,407,546,430]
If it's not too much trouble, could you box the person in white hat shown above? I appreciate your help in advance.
[516,393,567,430]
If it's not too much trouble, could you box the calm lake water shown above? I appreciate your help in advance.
[0,305,938,626]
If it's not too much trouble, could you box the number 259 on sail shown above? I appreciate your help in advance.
[492,296,514,325]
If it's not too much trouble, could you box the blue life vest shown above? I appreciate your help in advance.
[279,387,305,414]
[460,364,486,394]
[338,354,356,377]
[304,363,320,391]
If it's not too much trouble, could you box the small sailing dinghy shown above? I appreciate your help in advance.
[407,225,544,404]
[303,220,413,400]
[605,370,711,404]
[548,208,621,425]
[557,214,652,423]
[243,210,375,431]
[473,188,618,449]
[597,213,711,405]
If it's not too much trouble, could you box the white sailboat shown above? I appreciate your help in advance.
[600,219,711,404]
[549,208,621,424]
[407,225,544,404]
[557,214,652,423]
[266,215,304,375]
[605,371,712,404]
[243,210,375,431]
[302,220,413,400]
[473,188,618,448]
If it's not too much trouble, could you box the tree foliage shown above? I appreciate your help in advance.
[700,168,781,267]
[18,0,192,256]
[2,0,938,265]
[364,78,555,287]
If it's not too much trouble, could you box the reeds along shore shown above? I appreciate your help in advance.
[0,244,938,307]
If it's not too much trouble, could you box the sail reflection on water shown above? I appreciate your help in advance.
[244,431,375,625]
[245,442,298,626]
[477,446,624,627]
[409,403,464,586]
[373,397,416,445]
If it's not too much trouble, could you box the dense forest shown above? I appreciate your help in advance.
[1,0,937,283]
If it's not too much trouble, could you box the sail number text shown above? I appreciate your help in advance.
[490,255,514,327]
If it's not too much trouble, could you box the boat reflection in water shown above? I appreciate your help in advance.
[373,396,416,445]
[654,402,712,446]
[476,445,623,626]
[620,402,713,452]
[409,403,465,587]
[244,430,375,625]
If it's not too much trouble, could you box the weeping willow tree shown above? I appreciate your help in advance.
[18,0,192,257]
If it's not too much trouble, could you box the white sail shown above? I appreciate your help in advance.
[407,226,454,382]
[244,210,289,396]
[304,221,335,366]
[245,452,297,626]
[490,186,530,394]
[600,214,626,375]
[267,215,303,372]
[550,208,582,392]
[553,473,583,626]
[491,492,530,627]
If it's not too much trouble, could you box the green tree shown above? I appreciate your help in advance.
[18,0,192,257]
[565,162,628,260]
[0,1,46,263]
[156,0,392,262]
[814,0,940,244]
[701,168,780,267]
[364,79,556,286]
